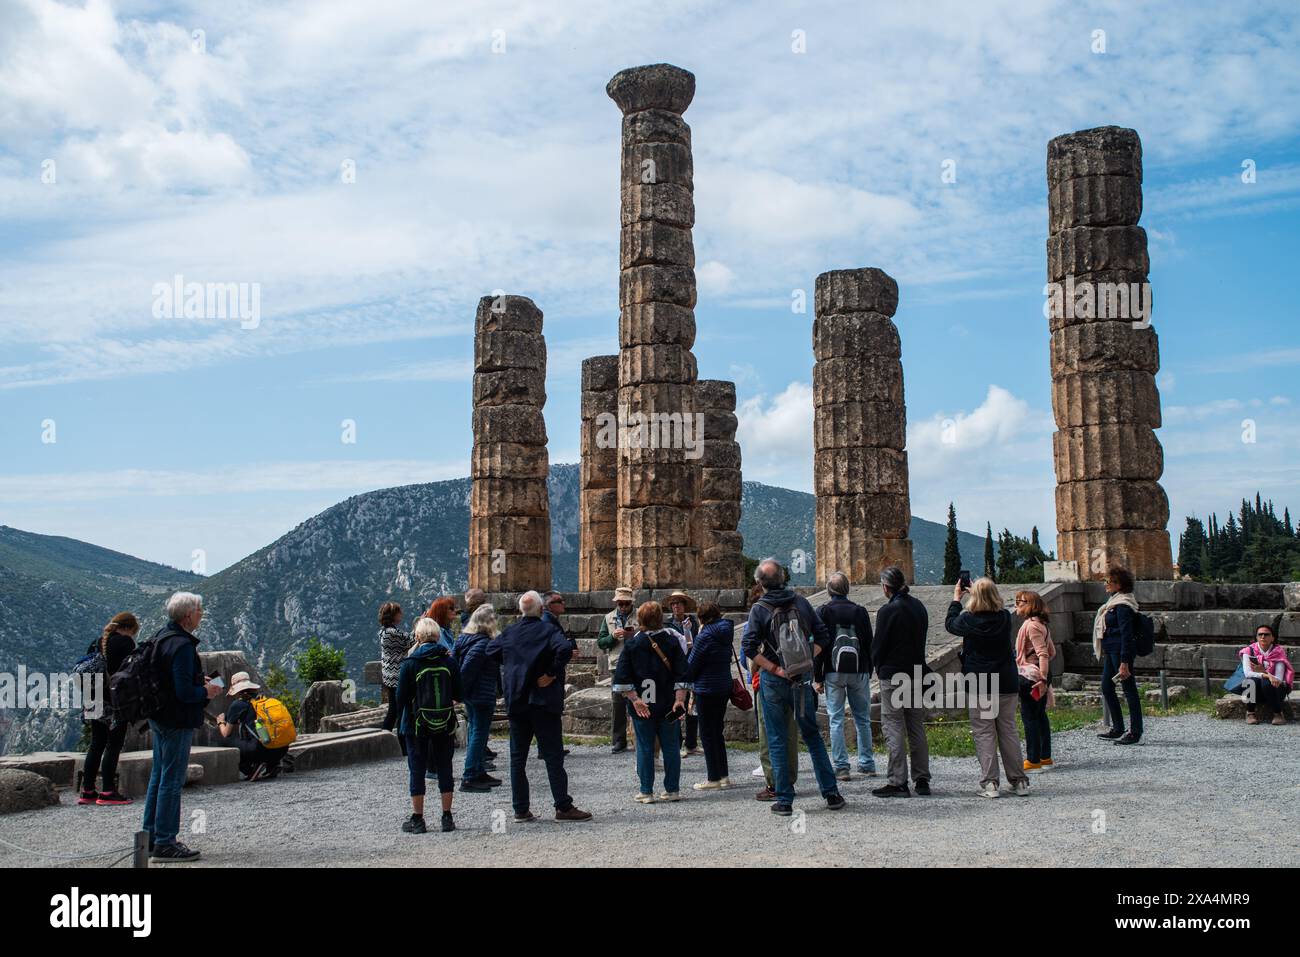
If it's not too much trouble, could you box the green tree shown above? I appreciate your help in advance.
[1178,517,1208,579]
[983,522,996,580]
[296,637,347,686]
[263,663,302,724]
[942,502,962,585]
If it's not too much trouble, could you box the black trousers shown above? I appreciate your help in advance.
[1101,651,1143,737]
[235,738,288,777]
[1244,676,1291,714]
[695,691,730,781]
[611,690,628,747]
[83,719,127,791]
[1018,683,1052,762]
[684,710,699,750]
[509,707,572,815]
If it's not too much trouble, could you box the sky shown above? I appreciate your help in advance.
[1,0,1298,574]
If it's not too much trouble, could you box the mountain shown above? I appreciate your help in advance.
[0,466,984,753]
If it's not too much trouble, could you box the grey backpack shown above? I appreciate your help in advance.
[765,601,814,679]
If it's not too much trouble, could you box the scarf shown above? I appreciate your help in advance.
[1238,640,1294,687]
[1092,592,1140,660]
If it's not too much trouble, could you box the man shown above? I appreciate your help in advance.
[814,571,876,781]
[870,566,931,797]
[142,592,219,862]
[540,591,573,757]
[741,558,845,816]
[486,591,591,822]
[597,586,636,753]
[460,588,487,628]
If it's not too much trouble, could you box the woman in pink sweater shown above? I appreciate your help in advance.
[1014,591,1056,771]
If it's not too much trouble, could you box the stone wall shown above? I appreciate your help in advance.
[579,355,619,591]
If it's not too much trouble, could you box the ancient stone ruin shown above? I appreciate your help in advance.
[812,268,915,585]
[579,354,619,591]
[1046,127,1172,580]
[608,63,702,589]
[695,379,744,587]
[469,294,553,592]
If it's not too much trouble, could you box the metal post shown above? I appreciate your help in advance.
[1159,670,1168,710]
[1202,658,1210,697]
[133,830,149,869]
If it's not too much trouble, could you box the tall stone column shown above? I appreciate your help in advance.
[1046,126,1172,580]
[608,63,700,589]
[696,379,744,587]
[469,294,552,592]
[812,268,914,585]
[579,354,619,591]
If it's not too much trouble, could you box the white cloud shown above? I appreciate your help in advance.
[696,260,737,297]
[735,381,815,488]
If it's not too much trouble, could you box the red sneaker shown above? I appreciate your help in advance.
[95,791,133,806]
[77,789,99,805]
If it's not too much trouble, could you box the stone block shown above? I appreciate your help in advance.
[1053,424,1164,481]
[814,400,906,452]
[617,505,692,546]
[299,680,361,735]
[0,768,59,813]
[815,268,899,318]
[814,447,909,497]
[288,729,403,772]
[812,312,901,361]
[621,141,694,189]
[1047,126,1142,186]
[1051,369,1161,428]
[696,500,742,531]
[472,405,547,446]
[619,263,697,307]
[813,355,904,406]
[0,752,79,789]
[471,441,549,480]
[621,109,691,148]
[1050,322,1159,377]
[618,460,698,508]
[111,746,240,797]
[620,302,696,349]
[363,661,382,686]
[1056,528,1173,581]
[816,493,911,540]
[1060,672,1084,691]
[474,329,546,373]
[581,354,620,393]
[473,368,546,408]
[618,545,697,590]
[320,706,388,732]
[1045,270,1152,332]
[700,441,742,470]
[696,378,736,411]
[1048,173,1143,233]
[607,63,695,116]
[1047,225,1149,283]
[620,221,695,268]
[619,342,697,384]
[619,184,695,230]
[699,467,742,503]
[471,477,549,517]
[814,532,914,588]
[1144,684,1187,704]
[475,294,543,335]
[1055,479,1169,531]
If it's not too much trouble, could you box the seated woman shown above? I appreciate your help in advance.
[217,672,292,781]
[1240,624,1293,725]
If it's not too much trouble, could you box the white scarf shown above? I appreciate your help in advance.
[1092,592,1140,660]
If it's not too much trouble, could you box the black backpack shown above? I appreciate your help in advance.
[108,638,167,725]
[1134,613,1156,658]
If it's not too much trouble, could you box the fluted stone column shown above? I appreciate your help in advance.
[696,379,744,587]
[1047,127,1172,580]
[608,63,700,589]
[812,268,914,585]
[579,355,619,591]
[469,294,552,591]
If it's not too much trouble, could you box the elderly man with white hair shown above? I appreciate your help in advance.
[141,591,220,863]
[485,590,592,823]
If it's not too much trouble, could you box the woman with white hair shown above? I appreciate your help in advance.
[454,603,502,792]
[394,616,464,834]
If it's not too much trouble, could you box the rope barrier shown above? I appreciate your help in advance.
[0,833,137,864]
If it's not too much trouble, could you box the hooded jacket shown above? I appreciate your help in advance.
[740,586,830,681]
[945,602,1018,692]
[687,618,736,696]
[395,641,464,737]
[151,621,207,729]
[487,615,573,716]
[455,630,501,708]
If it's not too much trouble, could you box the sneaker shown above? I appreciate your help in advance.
[835,768,851,782]
[771,802,793,816]
[872,783,910,798]
[755,787,777,802]
[750,766,765,777]
[656,791,681,802]
[858,768,878,777]
[479,773,502,787]
[634,793,655,804]
[692,779,723,790]
[978,782,1000,799]
[77,789,99,806]
[826,793,846,810]
[95,790,132,806]
[611,743,628,754]
[484,746,498,759]
[1115,732,1141,745]
[1039,758,1055,770]
[1013,780,1031,797]
[684,748,703,757]
[459,778,492,793]
[555,806,592,822]
[513,811,537,823]
[913,779,931,796]
[151,841,201,862]
[281,754,296,773]
[1271,714,1287,726]
[1024,759,1043,772]
[440,811,455,833]
[1096,729,1124,739]
[250,763,271,781]
[402,814,427,834]
[1246,713,1260,725]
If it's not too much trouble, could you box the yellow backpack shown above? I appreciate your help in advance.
[251,695,297,749]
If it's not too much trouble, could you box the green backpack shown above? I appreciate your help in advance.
[413,661,456,736]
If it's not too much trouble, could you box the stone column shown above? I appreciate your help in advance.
[608,63,700,589]
[468,294,552,592]
[812,268,914,585]
[1047,126,1172,580]
[579,354,619,591]
[696,379,744,587]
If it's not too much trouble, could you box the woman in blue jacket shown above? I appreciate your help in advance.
[1093,565,1143,744]
[396,618,464,834]
[455,603,502,792]
[613,601,690,803]
[687,602,736,790]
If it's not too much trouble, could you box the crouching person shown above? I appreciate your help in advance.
[614,601,690,804]
[396,617,464,834]
[216,672,294,781]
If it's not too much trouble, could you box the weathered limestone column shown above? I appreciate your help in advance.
[579,355,619,591]
[812,268,914,585]
[696,379,743,587]
[608,63,700,589]
[1046,127,1172,580]
[469,294,552,592]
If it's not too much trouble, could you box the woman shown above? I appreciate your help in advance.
[455,603,502,790]
[1014,591,1056,772]
[378,602,411,744]
[946,577,1029,798]
[687,601,735,790]
[612,601,690,804]
[395,617,463,833]
[216,671,291,780]
[1093,565,1143,744]
[1239,624,1292,725]
[78,612,138,806]
[424,597,460,652]
[666,590,703,757]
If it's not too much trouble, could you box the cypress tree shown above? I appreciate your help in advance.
[984,522,996,580]
[942,502,962,585]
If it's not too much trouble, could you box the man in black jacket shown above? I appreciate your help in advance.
[870,567,931,797]
[814,572,876,780]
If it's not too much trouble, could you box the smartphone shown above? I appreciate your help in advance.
[958,570,971,590]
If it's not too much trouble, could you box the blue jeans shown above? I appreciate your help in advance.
[1101,651,1143,738]
[141,721,194,846]
[826,672,876,772]
[759,671,840,805]
[463,703,494,779]
[632,714,682,795]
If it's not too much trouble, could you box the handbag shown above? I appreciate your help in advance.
[729,645,753,711]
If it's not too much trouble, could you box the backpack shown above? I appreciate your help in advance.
[72,642,106,720]
[108,638,167,725]
[251,695,297,749]
[764,600,814,680]
[1134,613,1156,658]
[413,660,457,736]
[831,623,862,673]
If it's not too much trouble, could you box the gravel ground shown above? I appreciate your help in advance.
[2,713,1296,868]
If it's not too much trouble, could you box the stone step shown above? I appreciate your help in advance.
[288,728,402,772]
[95,745,242,796]
[319,706,388,732]
[1061,638,1297,675]
[1070,610,1299,643]
[1215,692,1299,720]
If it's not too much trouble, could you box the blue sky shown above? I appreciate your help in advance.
[1,0,1298,573]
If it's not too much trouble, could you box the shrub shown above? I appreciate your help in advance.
[295,637,347,686]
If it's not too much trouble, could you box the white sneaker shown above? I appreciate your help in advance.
[657,791,681,802]
[693,779,721,790]
[717,776,731,789]
[634,793,654,804]
[751,766,765,778]
[978,782,1000,799]
[1013,779,1031,797]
